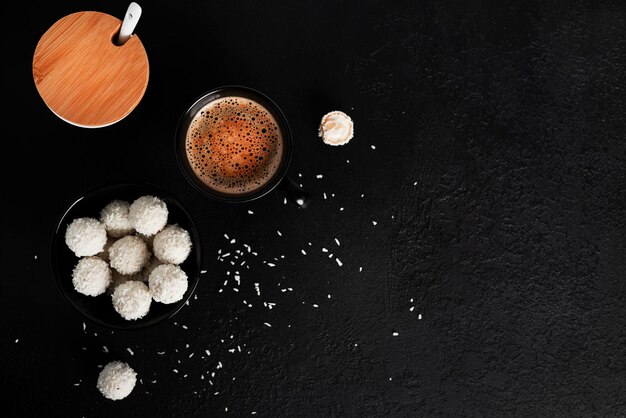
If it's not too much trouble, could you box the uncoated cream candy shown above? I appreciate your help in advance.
[319,111,354,146]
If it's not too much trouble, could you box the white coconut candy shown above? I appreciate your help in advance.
[72,256,111,296]
[65,217,107,257]
[97,361,137,400]
[128,195,168,236]
[100,200,134,238]
[318,111,354,146]
[112,281,151,320]
[153,224,192,265]
[108,235,150,275]
[149,264,188,304]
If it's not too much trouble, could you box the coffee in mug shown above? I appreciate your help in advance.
[185,97,284,195]
[176,86,310,207]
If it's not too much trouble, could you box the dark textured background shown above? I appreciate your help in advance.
[2,0,626,416]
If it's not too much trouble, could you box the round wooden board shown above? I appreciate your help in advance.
[32,11,149,128]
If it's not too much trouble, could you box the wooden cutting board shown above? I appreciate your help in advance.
[32,11,149,128]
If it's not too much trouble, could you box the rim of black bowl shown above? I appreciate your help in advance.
[50,182,202,331]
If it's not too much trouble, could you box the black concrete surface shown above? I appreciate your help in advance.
[2,0,626,416]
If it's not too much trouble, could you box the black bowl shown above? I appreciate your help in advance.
[50,183,202,330]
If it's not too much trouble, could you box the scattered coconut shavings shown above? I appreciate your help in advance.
[335,238,340,246]
[410,306,415,312]
[312,304,319,308]
[267,262,276,267]
[336,258,343,266]
[283,198,287,205]
[361,194,365,198]
[173,369,179,374]
[157,351,165,355]
[371,145,376,149]
[323,192,327,199]
[102,346,109,353]
[328,294,331,298]
[181,325,188,330]
[15,339,19,344]
[359,267,363,272]
[34,255,38,260]
[316,175,323,179]
[127,347,134,356]
[82,322,86,331]
[392,332,399,336]
[413,181,418,186]
[254,283,261,296]
[224,234,229,240]
[418,314,422,320]
[264,323,272,327]
[340,207,344,211]
[277,230,282,236]
[301,249,307,255]
[230,239,236,244]
[248,210,254,215]
[372,221,378,226]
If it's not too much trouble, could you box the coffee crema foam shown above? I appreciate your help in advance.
[185,97,284,195]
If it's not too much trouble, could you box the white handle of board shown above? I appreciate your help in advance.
[117,2,142,45]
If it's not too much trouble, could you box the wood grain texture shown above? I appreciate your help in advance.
[32,11,149,127]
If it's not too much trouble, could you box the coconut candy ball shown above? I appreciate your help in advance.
[318,110,354,146]
[149,264,188,304]
[111,281,151,320]
[97,361,137,400]
[65,217,107,257]
[153,224,192,265]
[100,200,133,238]
[108,235,150,275]
[128,195,168,236]
[72,256,111,296]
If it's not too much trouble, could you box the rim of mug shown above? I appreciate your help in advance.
[175,85,293,203]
